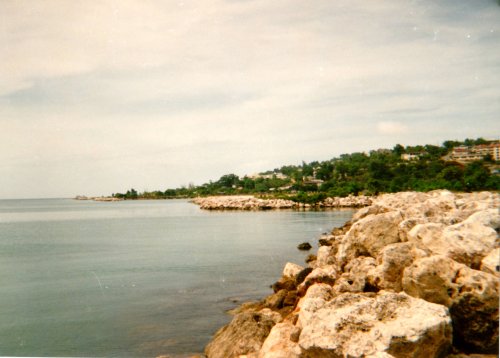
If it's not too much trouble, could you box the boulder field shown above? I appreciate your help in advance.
[204,190,499,358]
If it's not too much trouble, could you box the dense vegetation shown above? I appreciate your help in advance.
[112,138,499,203]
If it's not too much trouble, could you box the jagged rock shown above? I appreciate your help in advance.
[264,290,288,310]
[398,218,427,242]
[305,254,317,264]
[408,210,498,268]
[480,248,500,276]
[455,192,500,222]
[367,242,429,292]
[257,322,302,358]
[297,242,312,251]
[334,256,377,293]
[316,245,336,266]
[402,255,499,352]
[297,291,452,357]
[337,211,403,267]
[295,267,313,285]
[282,290,298,307]
[298,266,338,296]
[205,308,282,358]
[296,283,335,327]
[283,263,304,279]
[351,204,390,222]
[318,235,333,246]
[272,277,296,293]
[331,222,352,236]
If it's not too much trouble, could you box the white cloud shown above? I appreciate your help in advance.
[377,121,409,135]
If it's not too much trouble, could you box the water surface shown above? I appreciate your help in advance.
[0,199,352,357]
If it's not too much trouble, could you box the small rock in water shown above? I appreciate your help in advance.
[297,242,312,250]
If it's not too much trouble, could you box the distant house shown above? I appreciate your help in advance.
[250,172,288,180]
[401,153,421,161]
[448,141,500,162]
[303,178,324,186]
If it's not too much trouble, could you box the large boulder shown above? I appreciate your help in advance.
[283,263,304,279]
[205,309,281,358]
[402,256,499,352]
[408,210,499,269]
[337,211,403,268]
[258,322,302,358]
[297,291,452,357]
[367,242,429,292]
[298,266,338,296]
[296,283,335,327]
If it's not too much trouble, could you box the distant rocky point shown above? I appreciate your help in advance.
[204,190,499,357]
[74,195,123,202]
[192,195,372,210]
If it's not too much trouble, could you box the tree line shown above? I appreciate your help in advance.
[112,138,499,203]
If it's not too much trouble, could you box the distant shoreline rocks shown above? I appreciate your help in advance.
[191,195,372,210]
[74,195,123,202]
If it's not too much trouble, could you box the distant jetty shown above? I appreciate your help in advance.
[191,195,372,210]
[74,195,123,202]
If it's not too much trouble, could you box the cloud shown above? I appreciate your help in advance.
[377,121,409,135]
[0,0,499,198]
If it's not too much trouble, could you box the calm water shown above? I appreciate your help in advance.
[0,199,352,357]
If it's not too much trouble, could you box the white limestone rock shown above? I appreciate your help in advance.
[316,245,336,266]
[297,291,452,357]
[257,322,302,358]
[408,209,499,268]
[282,263,304,279]
[402,255,499,351]
[205,309,282,358]
[337,211,403,267]
[367,242,429,292]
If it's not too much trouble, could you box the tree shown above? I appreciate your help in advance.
[443,140,461,151]
[464,161,490,191]
[392,144,405,157]
[125,188,138,199]
[217,174,240,188]
[474,137,489,145]
[301,161,314,177]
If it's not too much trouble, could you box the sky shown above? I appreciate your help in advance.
[1,0,499,199]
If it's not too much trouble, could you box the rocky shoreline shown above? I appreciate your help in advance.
[192,195,372,210]
[203,190,499,357]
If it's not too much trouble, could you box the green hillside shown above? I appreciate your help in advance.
[112,138,500,203]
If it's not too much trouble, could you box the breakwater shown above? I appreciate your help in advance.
[192,195,372,210]
[204,190,499,357]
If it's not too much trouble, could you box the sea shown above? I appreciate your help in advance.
[0,198,353,357]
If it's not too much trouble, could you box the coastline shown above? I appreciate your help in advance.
[202,190,499,357]
[73,194,373,208]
